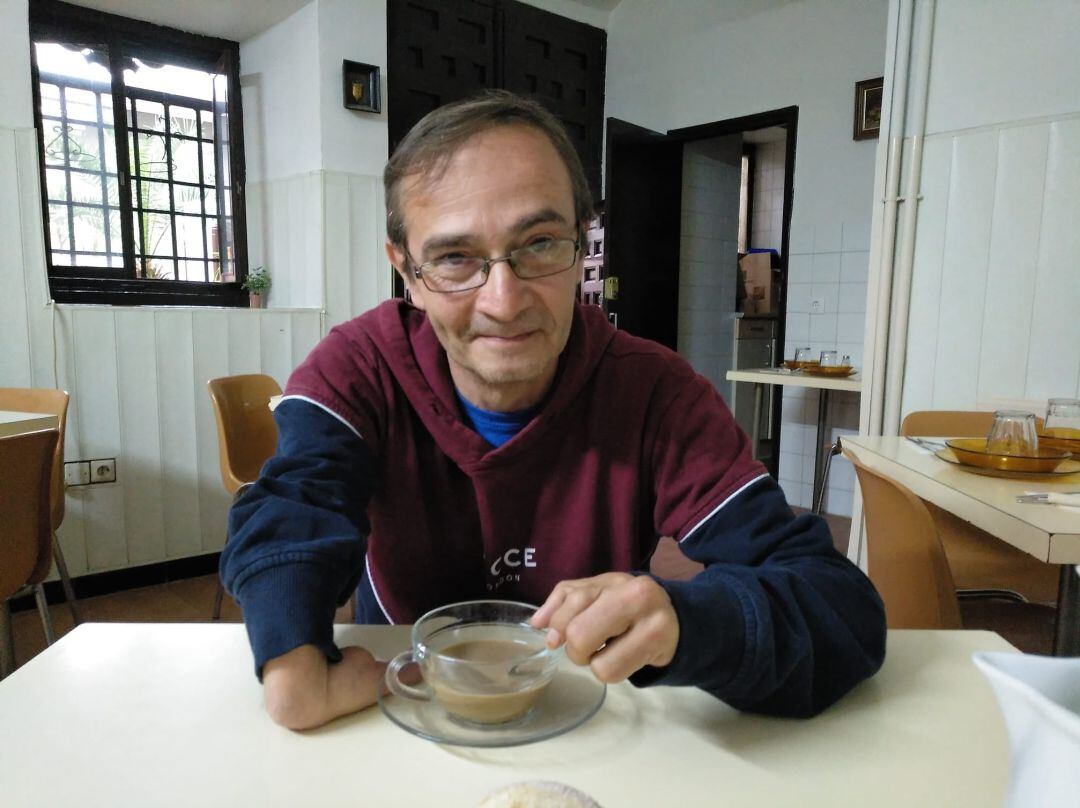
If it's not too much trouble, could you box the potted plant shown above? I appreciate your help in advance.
[242,265,271,308]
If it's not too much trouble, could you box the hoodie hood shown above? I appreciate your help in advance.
[367,299,617,471]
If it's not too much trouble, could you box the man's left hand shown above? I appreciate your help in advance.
[530,573,679,683]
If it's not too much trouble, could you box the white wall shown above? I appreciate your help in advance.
[317,0,388,177]
[899,0,1080,415]
[0,0,33,128]
[241,0,391,315]
[240,2,321,184]
[605,0,887,513]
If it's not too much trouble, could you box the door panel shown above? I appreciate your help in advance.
[603,118,683,350]
[501,0,606,203]
[387,0,497,154]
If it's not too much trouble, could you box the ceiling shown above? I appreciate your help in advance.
[63,0,315,42]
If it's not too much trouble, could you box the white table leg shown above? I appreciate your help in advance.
[750,383,763,460]
[1,601,15,679]
[812,388,830,509]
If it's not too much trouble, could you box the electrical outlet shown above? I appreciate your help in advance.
[64,460,91,486]
[90,458,117,484]
[810,298,825,313]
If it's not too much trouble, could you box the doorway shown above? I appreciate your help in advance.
[603,107,798,476]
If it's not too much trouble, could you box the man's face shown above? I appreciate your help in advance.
[387,125,583,411]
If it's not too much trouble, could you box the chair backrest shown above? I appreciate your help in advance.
[845,451,963,629]
[0,430,59,600]
[900,410,1044,438]
[206,374,282,495]
[900,410,995,438]
[0,387,69,530]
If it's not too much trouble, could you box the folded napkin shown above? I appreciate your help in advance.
[1022,491,1080,507]
[973,651,1080,808]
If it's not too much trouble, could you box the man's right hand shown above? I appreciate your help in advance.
[262,644,386,730]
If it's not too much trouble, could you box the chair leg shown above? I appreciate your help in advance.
[813,441,843,515]
[34,585,56,646]
[1,602,16,679]
[51,531,81,625]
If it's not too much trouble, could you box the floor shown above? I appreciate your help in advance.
[6,509,1054,674]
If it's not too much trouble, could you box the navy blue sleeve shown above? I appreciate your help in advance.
[219,398,376,679]
[631,476,886,717]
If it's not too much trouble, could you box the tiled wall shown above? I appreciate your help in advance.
[776,220,870,515]
[677,138,742,399]
[751,140,785,251]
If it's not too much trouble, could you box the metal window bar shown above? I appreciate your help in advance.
[58,87,76,264]
[93,85,114,264]
[128,98,146,275]
[197,108,209,281]
[163,98,179,280]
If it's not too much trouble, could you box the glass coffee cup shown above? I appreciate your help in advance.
[384,600,562,726]
[1044,398,1080,440]
[985,410,1039,456]
[819,350,842,368]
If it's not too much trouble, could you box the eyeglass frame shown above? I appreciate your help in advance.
[403,236,583,294]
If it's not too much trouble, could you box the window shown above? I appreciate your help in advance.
[29,1,249,306]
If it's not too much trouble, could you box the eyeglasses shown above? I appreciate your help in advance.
[406,237,581,294]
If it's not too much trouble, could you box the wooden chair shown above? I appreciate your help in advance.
[0,388,81,627]
[207,374,282,619]
[900,410,1059,605]
[845,450,962,629]
[1,429,61,677]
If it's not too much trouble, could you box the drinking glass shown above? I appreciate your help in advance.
[986,410,1039,456]
[794,347,813,367]
[819,350,841,368]
[1044,398,1080,440]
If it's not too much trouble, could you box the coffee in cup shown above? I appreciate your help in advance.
[385,600,562,726]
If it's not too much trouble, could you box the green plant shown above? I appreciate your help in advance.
[242,265,271,294]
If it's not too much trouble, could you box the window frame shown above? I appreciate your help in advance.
[28,0,250,307]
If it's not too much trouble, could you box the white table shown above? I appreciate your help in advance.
[842,435,1080,653]
[0,410,60,677]
[726,369,862,510]
[0,409,58,438]
[0,623,1014,807]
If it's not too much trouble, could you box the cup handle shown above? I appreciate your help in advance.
[384,650,430,702]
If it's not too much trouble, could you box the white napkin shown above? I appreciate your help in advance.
[1023,492,1080,508]
[973,651,1080,808]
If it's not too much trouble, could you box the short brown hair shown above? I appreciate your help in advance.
[384,90,594,248]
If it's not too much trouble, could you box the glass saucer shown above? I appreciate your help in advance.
[377,657,606,747]
[936,447,1080,479]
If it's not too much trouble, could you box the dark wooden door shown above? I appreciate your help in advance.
[603,118,683,350]
[501,0,606,203]
[386,0,497,154]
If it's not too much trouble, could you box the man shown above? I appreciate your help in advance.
[222,91,886,731]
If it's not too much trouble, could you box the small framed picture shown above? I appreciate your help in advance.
[342,60,381,113]
[853,76,884,140]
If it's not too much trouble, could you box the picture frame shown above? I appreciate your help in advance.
[853,76,884,140]
[342,60,381,113]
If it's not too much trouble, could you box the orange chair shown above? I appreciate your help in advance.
[1,429,60,677]
[0,388,81,627]
[207,374,282,619]
[845,450,962,629]
[900,411,1059,605]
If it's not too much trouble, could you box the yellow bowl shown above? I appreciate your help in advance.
[945,438,1072,473]
[803,365,855,377]
[1038,430,1080,453]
